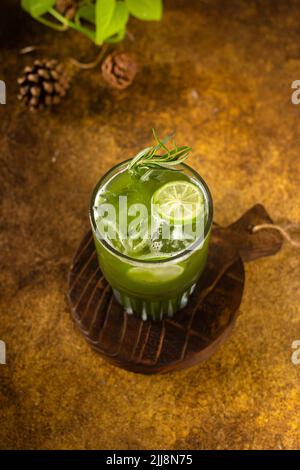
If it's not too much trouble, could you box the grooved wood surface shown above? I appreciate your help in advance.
[68,205,282,374]
[69,233,244,374]
[1,0,300,450]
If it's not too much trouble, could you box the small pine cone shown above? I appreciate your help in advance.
[56,0,77,20]
[17,59,70,110]
[101,53,138,90]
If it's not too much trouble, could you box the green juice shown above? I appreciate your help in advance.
[90,160,213,321]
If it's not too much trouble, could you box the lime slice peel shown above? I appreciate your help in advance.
[152,180,204,224]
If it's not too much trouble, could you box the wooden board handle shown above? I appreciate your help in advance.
[214,204,283,263]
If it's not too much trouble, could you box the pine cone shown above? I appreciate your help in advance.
[56,0,77,20]
[101,53,138,90]
[17,59,70,110]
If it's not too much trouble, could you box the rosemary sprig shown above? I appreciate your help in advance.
[128,129,192,175]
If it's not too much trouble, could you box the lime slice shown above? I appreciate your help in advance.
[128,265,184,283]
[152,181,204,223]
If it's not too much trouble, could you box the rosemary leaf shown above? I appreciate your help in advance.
[129,129,192,175]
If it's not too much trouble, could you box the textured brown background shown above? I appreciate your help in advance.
[1,0,300,450]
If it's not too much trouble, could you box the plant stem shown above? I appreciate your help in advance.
[69,44,109,70]
[35,15,68,32]
[48,8,96,42]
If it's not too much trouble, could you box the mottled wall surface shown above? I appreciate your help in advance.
[0,0,300,450]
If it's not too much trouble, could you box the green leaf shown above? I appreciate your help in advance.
[21,0,56,17]
[104,1,129,38]
[75,4,95,25]
[129,130,191,174]
[106,27,126,43]
[125,0,162,21]
[128,146,153,170]
[95,0,116,45]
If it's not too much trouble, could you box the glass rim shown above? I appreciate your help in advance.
[89,159,214,265]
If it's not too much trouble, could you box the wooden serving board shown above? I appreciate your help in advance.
[68,205,283,374]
